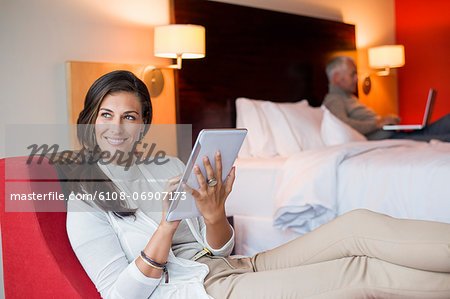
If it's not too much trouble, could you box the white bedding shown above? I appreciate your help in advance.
[228,139,450,256]
[226,157,299,255]
[274,139,450,232]
[226,157,287,218]
[232,215,300,256]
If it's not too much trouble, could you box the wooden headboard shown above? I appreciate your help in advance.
[172,0,356,139]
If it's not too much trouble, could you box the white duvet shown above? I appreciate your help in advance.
[273,139,450,234]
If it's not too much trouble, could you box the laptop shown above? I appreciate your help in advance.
[383,88,436,131]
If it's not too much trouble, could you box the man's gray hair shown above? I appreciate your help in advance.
[325,56,355,82]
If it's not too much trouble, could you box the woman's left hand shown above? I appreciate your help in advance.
[183,151,235,224]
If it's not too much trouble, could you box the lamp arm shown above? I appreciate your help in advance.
[166,55,182,69]
[376,67,391,76]
[142,55,182,71]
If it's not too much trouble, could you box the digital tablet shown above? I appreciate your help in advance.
[166,129,247,222]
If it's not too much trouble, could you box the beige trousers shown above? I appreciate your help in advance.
[200,209,450,298]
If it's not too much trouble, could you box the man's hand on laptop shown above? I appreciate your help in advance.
[377,114,401,129]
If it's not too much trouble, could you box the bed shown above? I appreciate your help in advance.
[229,141,450,256]
[227,100,450,255]
[223,98,450,255]
[172,0,450,256]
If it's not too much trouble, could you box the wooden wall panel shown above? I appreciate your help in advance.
[66,61,176,125]
[172,0,356,139]
[65,61,179,156]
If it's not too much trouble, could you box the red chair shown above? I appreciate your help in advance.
[0,156,100,298]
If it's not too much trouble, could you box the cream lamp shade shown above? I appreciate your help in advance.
[154,24,205,59]
[363,45,405,94]
[143,24,206,97]
[368,45,405,69]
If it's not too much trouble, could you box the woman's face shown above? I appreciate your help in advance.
[94,91,144,164]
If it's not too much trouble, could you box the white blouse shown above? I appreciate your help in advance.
[101,161,204,260]
[66,157,234,299]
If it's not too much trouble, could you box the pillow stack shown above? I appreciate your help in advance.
[236,97,366,158]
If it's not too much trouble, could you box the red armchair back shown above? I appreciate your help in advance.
[0,157,100,298]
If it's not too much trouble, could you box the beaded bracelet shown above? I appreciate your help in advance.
[140,251,169,283]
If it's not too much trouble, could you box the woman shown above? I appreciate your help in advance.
[66,70,450,299]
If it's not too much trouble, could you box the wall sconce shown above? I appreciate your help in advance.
[362,45,405,95]
[143,24,206,97]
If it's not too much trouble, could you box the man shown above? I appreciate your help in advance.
[323,56,450,141]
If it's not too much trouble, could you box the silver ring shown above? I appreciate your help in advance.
[207,178,218,187]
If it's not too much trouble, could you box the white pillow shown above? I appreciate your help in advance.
[276,100,326,150]
[320,106,367,145]
[259,101,302,156]
[235,98,277,158]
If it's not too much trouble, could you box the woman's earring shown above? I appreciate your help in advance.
[93,132,98,147]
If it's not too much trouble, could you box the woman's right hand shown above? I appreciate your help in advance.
[159,174,182,232]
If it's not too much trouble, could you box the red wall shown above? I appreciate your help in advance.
[395,0,450,123]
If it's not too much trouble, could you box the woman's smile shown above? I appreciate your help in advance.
[104,136,128,146]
